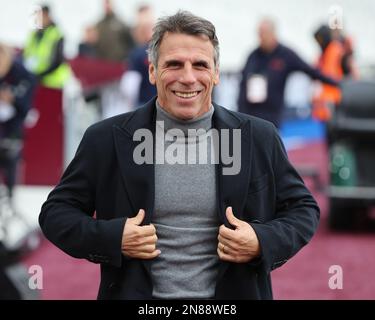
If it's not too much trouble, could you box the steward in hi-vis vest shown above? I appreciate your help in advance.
[23,5,70,89]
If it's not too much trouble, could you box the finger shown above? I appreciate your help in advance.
[218,235,239,251]
[138,224,157,236]
[125,233,157,247]
[149,224,157,233]
[144,244,157,253]
[128,233,158,247]
[218,241,233,254]
[219,224,234,237]
[217,242,224,252]
[143,234,158,244]
[219,224,236,239]
[217,241,237,255]
[225,207,241,228]
[217,231,232,243]
[217,247,236,262]
[130,209,145,226]
[131,250,161,260]
[140,250,161,259]
[217,246,248,263]
[124,246,160,255]
[128,243,157,253]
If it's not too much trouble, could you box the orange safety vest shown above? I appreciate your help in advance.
[313,40,343,121]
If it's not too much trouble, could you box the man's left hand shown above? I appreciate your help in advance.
[217,207,261,263]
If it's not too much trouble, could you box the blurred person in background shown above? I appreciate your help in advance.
[312,24,344,122]
[93,0,136,119]
[120,4,156,109]
[94,0,135,62]
[39,11,319,300]
[238,18,339,128]
[78,25,99,58]
[330,25,360,80]
[132,5,154,45]
[312,25,360,122]
[23,5,70,89]
[0,44,35,199]
[340,35,360,80]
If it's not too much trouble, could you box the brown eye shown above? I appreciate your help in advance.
[165,60,182,68]
[194,61,210,69]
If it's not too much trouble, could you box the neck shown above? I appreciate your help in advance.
[261,41,278,53]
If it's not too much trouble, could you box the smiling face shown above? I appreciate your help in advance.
[149,32,219,120]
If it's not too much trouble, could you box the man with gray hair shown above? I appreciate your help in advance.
[39,11,319,299]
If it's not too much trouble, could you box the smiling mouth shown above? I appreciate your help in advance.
[172,90,201,99]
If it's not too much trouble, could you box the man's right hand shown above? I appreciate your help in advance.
[121,209,160,259]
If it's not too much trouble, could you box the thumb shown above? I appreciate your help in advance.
[226,207,241,228]
[131,209,145,226]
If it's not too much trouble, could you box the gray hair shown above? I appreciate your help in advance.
[147,11,220,68]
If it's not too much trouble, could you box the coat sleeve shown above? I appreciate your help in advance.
[250,126,320,273]
[39,126,127,267]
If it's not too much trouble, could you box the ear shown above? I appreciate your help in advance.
[213,67,220,86]
[149,63,156,85]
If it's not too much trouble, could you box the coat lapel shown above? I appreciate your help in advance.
[112,100,156,225]
[112,99,157,274]
[213,104,253,284]
[213,104,253,224]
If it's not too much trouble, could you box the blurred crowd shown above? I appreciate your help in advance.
[0,0,361,213]
[1,1,361,131]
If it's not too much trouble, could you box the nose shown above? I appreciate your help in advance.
[179,64,196,85]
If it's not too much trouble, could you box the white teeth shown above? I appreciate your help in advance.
[174,91,199,98]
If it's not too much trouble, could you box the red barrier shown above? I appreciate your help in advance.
[21,86,63,185]
[20,58,126,185]
[69,56,126,91]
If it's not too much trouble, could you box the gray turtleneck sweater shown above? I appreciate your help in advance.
[151,102,220,299]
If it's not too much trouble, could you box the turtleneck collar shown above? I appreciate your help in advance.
[156,101,214,136]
